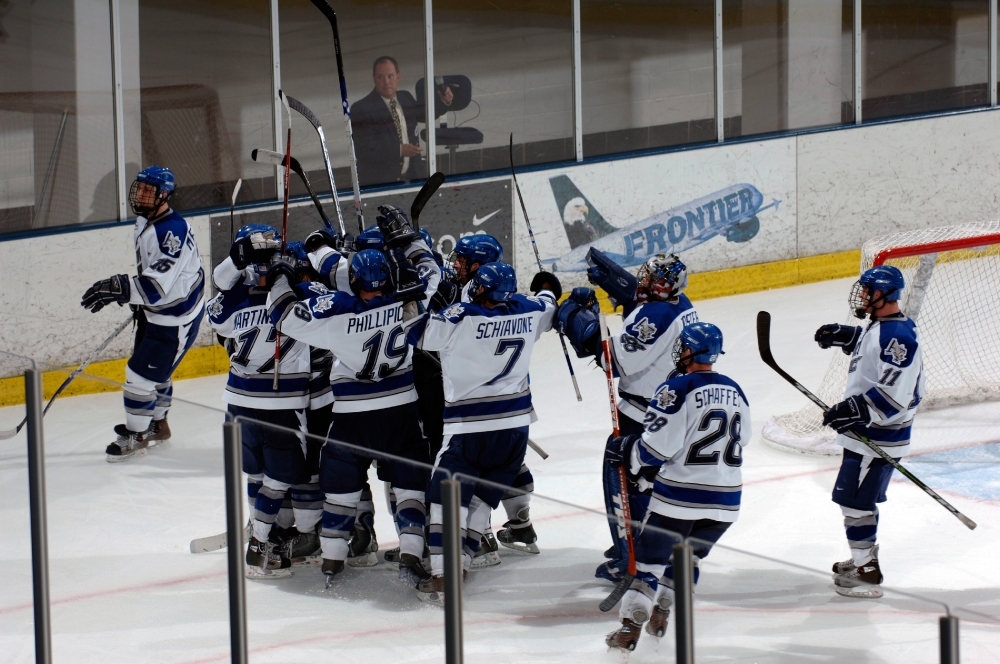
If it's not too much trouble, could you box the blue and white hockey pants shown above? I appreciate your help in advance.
[426,426,529,576]
[620,515,731,624]
[832,448,897,567]
[319,402,429,562]
[123,311,201,432]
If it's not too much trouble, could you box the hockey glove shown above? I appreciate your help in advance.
[376,205,419,248]
[556,287,601,359]
[304,228,340,253]
[822,394,871,433]
[815,324,862,354]
[530,271,562,300]
[604,433,640,469]
[264,254,297,290]
[231,232,281,269]
[386,247,426,303]
[430,279,461,312]
[81,274,131,313]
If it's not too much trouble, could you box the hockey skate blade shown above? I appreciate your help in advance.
[498,540,540,555]
[417,590,446,607]
[246,566,293,580]
[471,550,502,569]
[105,439,165,464]
[834,583,883,599]
[346,552,379,568]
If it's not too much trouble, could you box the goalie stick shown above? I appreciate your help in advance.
[251,148,333,231]
[410,171,446,231]
[598,311,637,612]
[304,0,365,235]
[756,310,977,530]
[510,133,583,403]
[1,315,133,440]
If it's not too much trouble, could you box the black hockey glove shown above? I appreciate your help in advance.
[231,232,281,269]
[264,254,297,290]
[386,247,426,303]
[81,274,131,313]
[376,205,419,248]
[604,433,641,469]
[430,279,461,312]
[815,324,862,354]
[305,228,354,254]
[530,271,562,300]
[822,395,870,433]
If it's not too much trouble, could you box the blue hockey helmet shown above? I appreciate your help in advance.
[470,262,517,304]
[235,223,280,243]
[419,227,434,249]
[451,233,503,264]
[355,225,386,252]
[850,265,904,319]
[638,253,688,301]
[129,165,176,216]
[349,249,390,295]
[285,241,309,268]
[672,322,724,371]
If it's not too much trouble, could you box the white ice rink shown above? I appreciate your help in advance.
[2,277,999,663]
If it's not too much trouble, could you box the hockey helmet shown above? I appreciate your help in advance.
[637,254,688,301]
[672,322,724,371]
[850,265,904,319]
[419,227,434,249]
[451,233,504,265]
[129,165,176,216]
[349,249,390,295]
[355,225,386,252]
[470,262,517,304]
[235,224,280,243]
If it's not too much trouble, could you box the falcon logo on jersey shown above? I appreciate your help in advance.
[884,338,908,365]
[312,295,335,313]
[207,295,224,319]
[632,317,657,343]
[161,230,182,256]
[308,283,329,295]
[654,387,677,410]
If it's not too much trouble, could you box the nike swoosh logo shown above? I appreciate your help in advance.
[472,209,500,226]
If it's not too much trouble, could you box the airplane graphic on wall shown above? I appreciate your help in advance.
[544,174,781,272]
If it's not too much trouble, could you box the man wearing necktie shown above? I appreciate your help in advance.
[353,56,427,186]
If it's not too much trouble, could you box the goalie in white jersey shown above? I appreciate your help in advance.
[814,265,924,598]
[603,322,750,653]
[405,262,559,602]
[80,166,204,462]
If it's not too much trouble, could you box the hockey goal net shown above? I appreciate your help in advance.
[762,221,1000,456]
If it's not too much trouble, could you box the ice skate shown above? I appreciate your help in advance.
[382,546,401,563]
[105,424,161,463]
[417,575,446,606]
[148,417,171,442]
[245,536,292,579]
[346,512,378,567]
[471,529,501,569]
[605,618,642,653]
[322,558,345,588]
[497,508,539,554]
[832,544,878,574]
[834,555,883,598]
[645,603,670,638]
[284,528,321,566]
[398,552,431,586]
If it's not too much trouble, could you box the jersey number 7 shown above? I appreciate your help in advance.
[487,338,525,385]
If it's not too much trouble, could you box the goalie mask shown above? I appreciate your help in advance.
[637,254,687,302]
[129,165,176,217]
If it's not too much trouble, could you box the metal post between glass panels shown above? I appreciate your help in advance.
[673,541,694,664]
[109,0,128,222]
[25,369,52,664]
[423,0,437,176]
[442,479,463,664]
[990,0,997,107]
[854,0,862,125]
[223,422,248,664]
[572,0,583,162]
[270,0,284,202]
[940,616,960,664]
[714,0,723,142]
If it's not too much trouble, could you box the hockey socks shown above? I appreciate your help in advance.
[253,476,292,543]
[321,490,362,561]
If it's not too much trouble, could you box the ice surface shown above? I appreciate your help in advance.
[1,277,998,663]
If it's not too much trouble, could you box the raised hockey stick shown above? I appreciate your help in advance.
[304,0,365,235]
[273,90,294,391]
[229,178,242,243]
[597,311,637,612]
[410,171,446,231]
[756,311,977,530]
[251,148,333,231]
[282,95,348,235]
[1,315,133,440]
[510,134,582,403]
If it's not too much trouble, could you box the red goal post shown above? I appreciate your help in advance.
[762,221,1000,456]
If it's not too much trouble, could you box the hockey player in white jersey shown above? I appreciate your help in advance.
[266,230,440,585]
[208,226,316,577]
[814,265,924,598]
[81,166,204,462]
[558,249,698,580]
[405,262,559,602]
[603,322,749,652]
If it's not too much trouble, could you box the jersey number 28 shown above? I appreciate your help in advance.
[685,409,743,467]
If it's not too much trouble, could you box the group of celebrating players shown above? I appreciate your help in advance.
[80,165,925,653]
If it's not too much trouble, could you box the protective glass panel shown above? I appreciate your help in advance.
[432,0,575,177]
[0,0,118,235]
[582,0,717,157]
[863,0,989,121]
[723,0,855,138]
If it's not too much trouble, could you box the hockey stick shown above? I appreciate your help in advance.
[229,178,242,243]
[410,171,446,231]
[251,148,333,231]
[756,311,977,530]
[282,95,348,235]
[597,311,637,612]
[305,0,365,235]
[273,90,293,391]
[1,315,133,440]
[509,134,582,402]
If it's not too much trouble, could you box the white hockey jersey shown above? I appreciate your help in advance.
[207,258,310,409]
[308,237,441,306]
[608,295,699,421]
[839,313,924,458]
[630,370,751,523]
[408,291,557,434]
[128,210,205,326]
